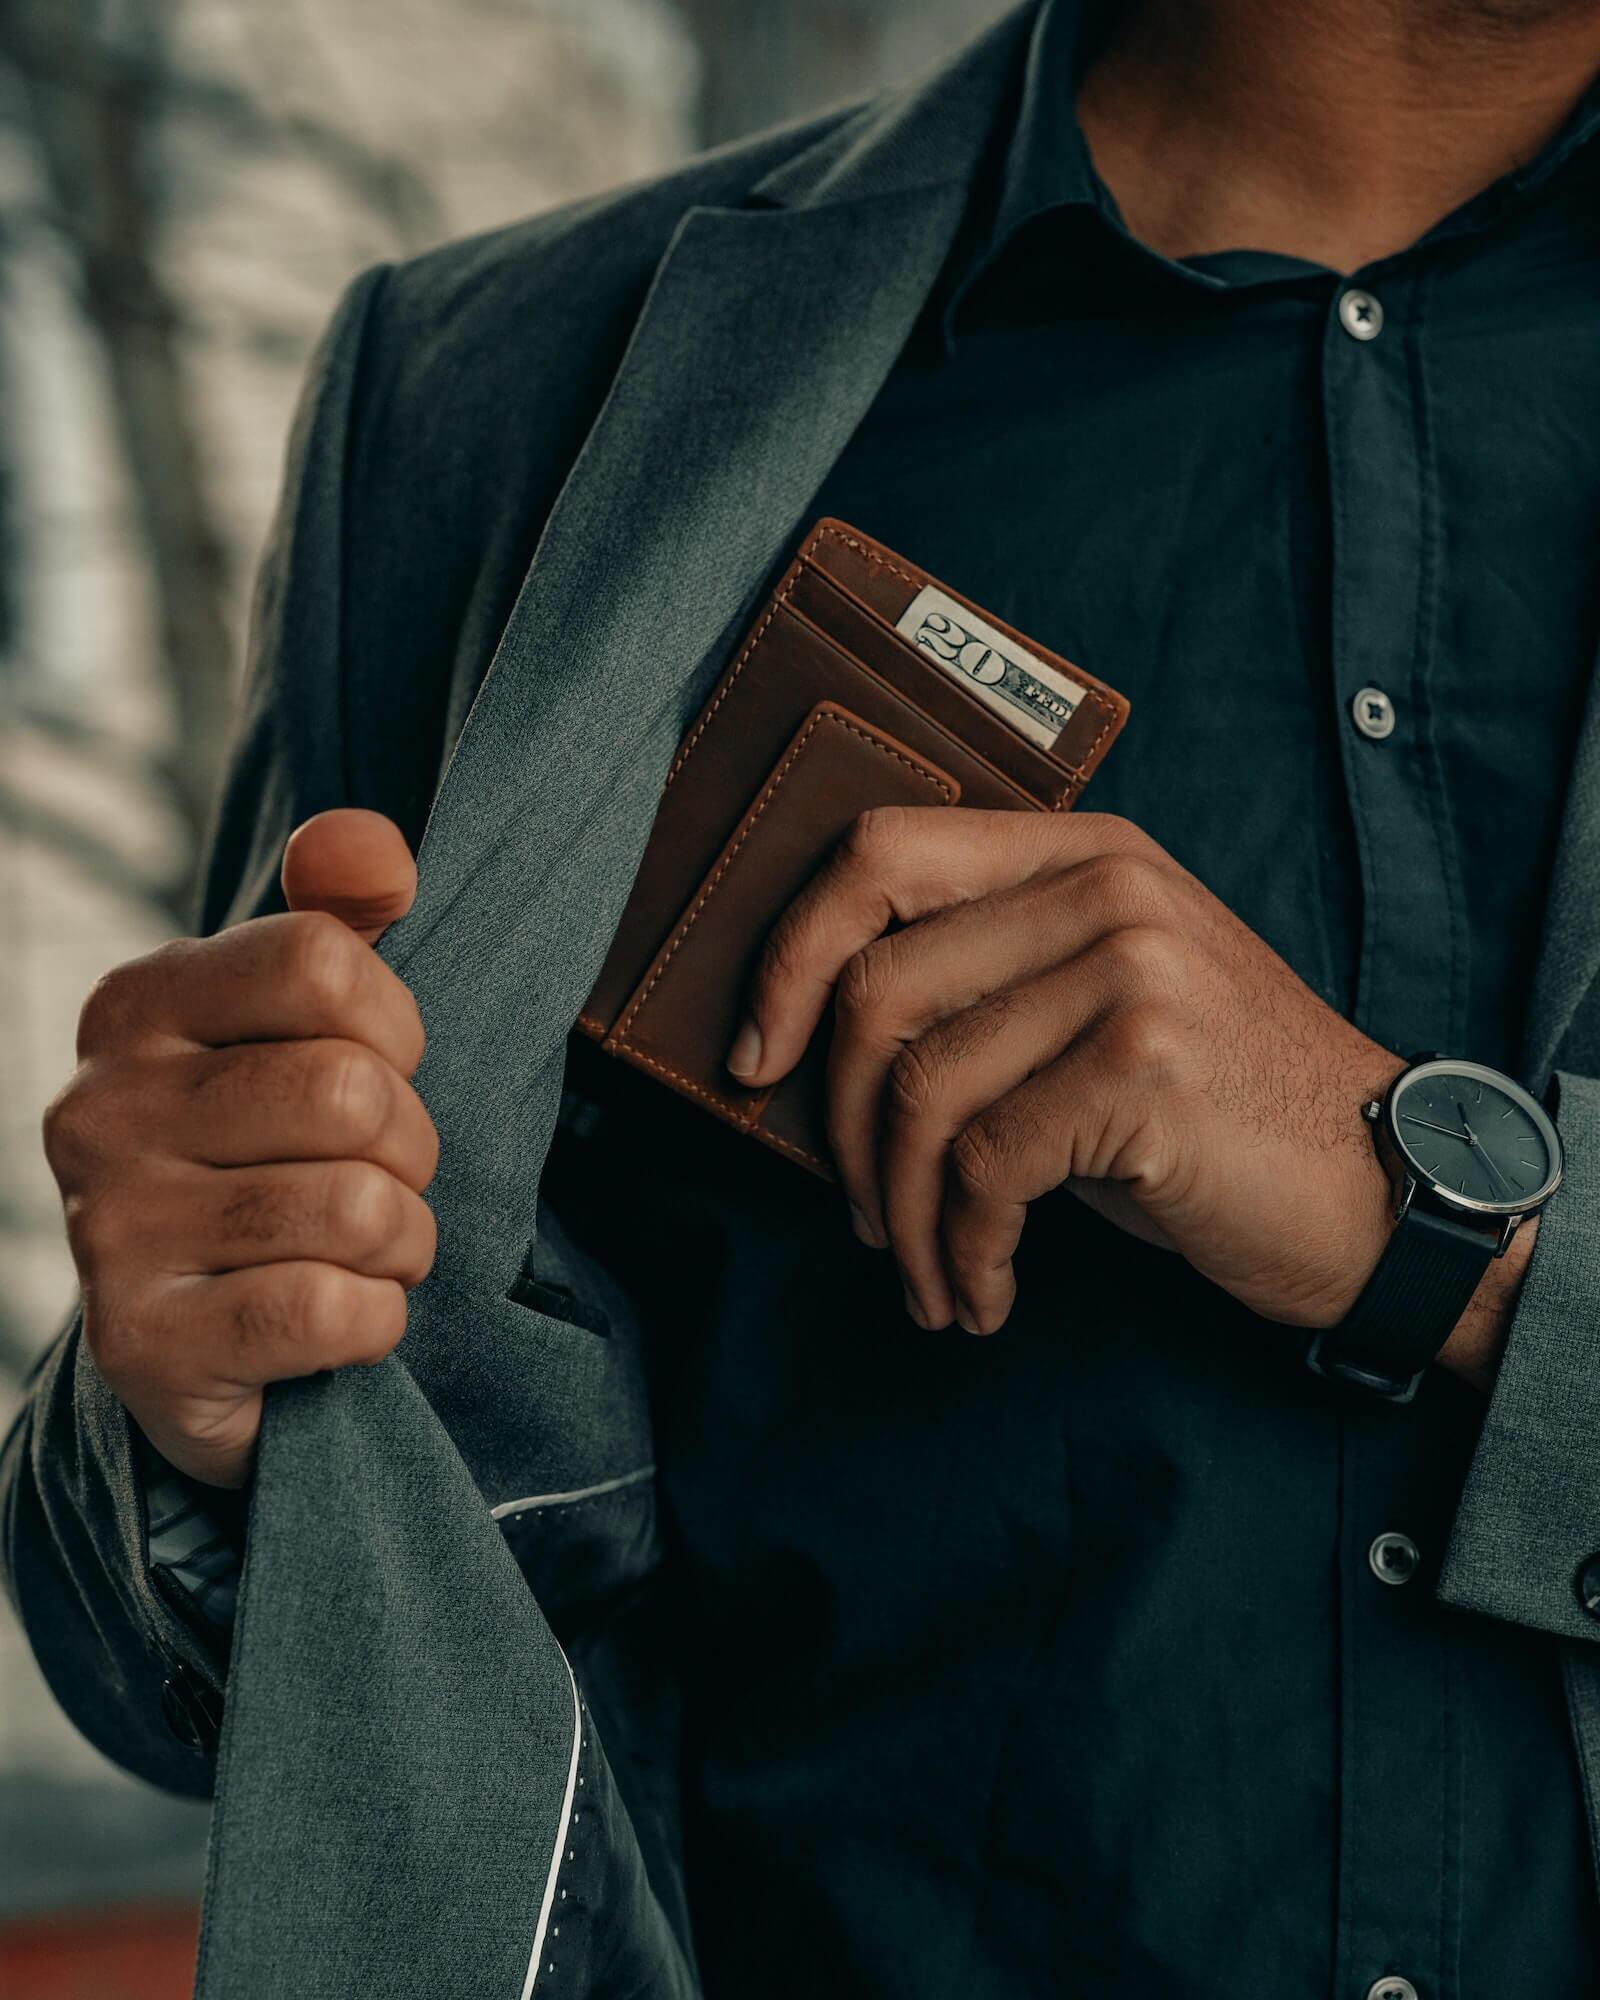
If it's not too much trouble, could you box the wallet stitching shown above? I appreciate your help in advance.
[620,706,953,1036]
[608,1045,826,1169]
[661,560,804,795]
[659,525,1112,812]
[612,707,952,1139]
[809,523,1119,797]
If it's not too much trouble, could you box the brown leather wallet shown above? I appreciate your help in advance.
[578,518,1130,1178]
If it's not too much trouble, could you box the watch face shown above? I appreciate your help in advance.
[1387,1059,1563,1216]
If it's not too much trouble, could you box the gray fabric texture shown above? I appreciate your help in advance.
[5,0,1600,1983]
[1440,1069,1600,1650]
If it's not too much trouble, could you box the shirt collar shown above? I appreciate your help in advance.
[937,0,1115,353]
[938,0,1600,353]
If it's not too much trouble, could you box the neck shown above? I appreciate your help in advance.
[1074,0,1600,270]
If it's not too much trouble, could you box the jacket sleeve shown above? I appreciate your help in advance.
[1439,1067,1600,1646]
[0,263,392,1794]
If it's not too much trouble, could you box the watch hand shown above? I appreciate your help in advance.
[1399,1114,1470,1141]
[1460,1116,1515,1197]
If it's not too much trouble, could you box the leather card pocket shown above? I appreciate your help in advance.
[602,700,960,1171]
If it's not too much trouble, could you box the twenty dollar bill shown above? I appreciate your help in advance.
[894,585,1085,754]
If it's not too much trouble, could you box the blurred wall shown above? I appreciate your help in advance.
[0,0,1012,1969]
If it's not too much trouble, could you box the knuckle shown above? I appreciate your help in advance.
[836,938,897,1023]
[1101,998,1179,1075]
[41,1074,110,1179]
[1075,811,1146,853]
[291,1265,406,1362]
[1077,850,1166,921]
[75,959,142,1054]
[325,1160,401,1258]
[415,1109,442,1189]
[63,1185,132,1272]
[951,1119,1008,1201]
[348,1279,409,1362]
[402,1199,438,1288]
[284,911,362,1017]
[289,1264,357,1352]
[396,989,427,1075]
[839,804,909,869]
[322,1044,392,1148]
[886,1040,944,1125]
[1098,922,1184,992]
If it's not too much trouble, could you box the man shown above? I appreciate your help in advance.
[6,0,1600,1991]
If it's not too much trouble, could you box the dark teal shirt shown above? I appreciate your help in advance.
[572,2,1600,1994]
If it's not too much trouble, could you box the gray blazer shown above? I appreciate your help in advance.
[6,4,1600,1991]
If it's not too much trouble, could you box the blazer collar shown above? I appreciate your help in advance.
[1521,655,1600,1093]
[385,1,1038,1055]
[746,0,1040,210]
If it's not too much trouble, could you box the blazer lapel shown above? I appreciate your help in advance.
[382,4,1037,1137]
[1521,643,1600,1094]
[200,16,1038,1997]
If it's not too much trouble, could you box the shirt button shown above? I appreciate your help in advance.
[1369,1531,1421,1586]
[1575,1553,1600,1619]
[1367,1980,1419,2000]
[1352,686,1396,740]
[1339,288,1384,340]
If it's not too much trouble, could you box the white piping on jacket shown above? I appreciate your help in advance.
[490,1463,655,1521]
[520,1645,582,2000]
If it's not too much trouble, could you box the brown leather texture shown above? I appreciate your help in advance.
[578,517,1130,1177]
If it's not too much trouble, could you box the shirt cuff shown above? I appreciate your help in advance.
[1438,1069,1600,1644]
[139,1433,246,1641]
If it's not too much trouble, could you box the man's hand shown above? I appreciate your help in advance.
[728,808,1404,1339]
[42,810,437,1490]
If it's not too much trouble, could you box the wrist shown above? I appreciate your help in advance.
[1301,1052,1557,1400]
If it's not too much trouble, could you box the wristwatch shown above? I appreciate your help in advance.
[1305,1054,1563,1402]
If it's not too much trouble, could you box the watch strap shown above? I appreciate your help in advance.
[1306,1203,1496,1401]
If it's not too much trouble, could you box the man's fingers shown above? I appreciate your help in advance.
[825,875,1133,1241]
[281,808,418,944]
[729,806,1100,1088]
[165,1261,411,1389]
[157,1041,439,1190]
[78,913,426,1076]
[109,1159,438,1287]
[102,1262,411,1488]
[940,1018,1164,1333]
[872,949,1121,1327]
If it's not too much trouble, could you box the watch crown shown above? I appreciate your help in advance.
[1362,1099,1382,1123]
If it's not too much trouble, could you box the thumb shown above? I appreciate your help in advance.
[280,809,417,944]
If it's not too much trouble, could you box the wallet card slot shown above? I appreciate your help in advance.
[604,701,960,1174]
[773,596,1045,813]
[798,519,1127,782]
[787,559,1086,805]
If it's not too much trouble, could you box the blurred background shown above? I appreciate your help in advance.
[0,0,1010,1990]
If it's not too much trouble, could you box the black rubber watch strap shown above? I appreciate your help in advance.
[1306,1204,1496,1401]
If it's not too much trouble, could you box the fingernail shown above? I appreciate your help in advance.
[849,1204,886,1250]
[727,1019,763,1080]
[903,1287,928,1330]
[954,1301,981,1336]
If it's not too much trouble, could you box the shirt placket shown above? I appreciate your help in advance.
[1322,264,1467,2000]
